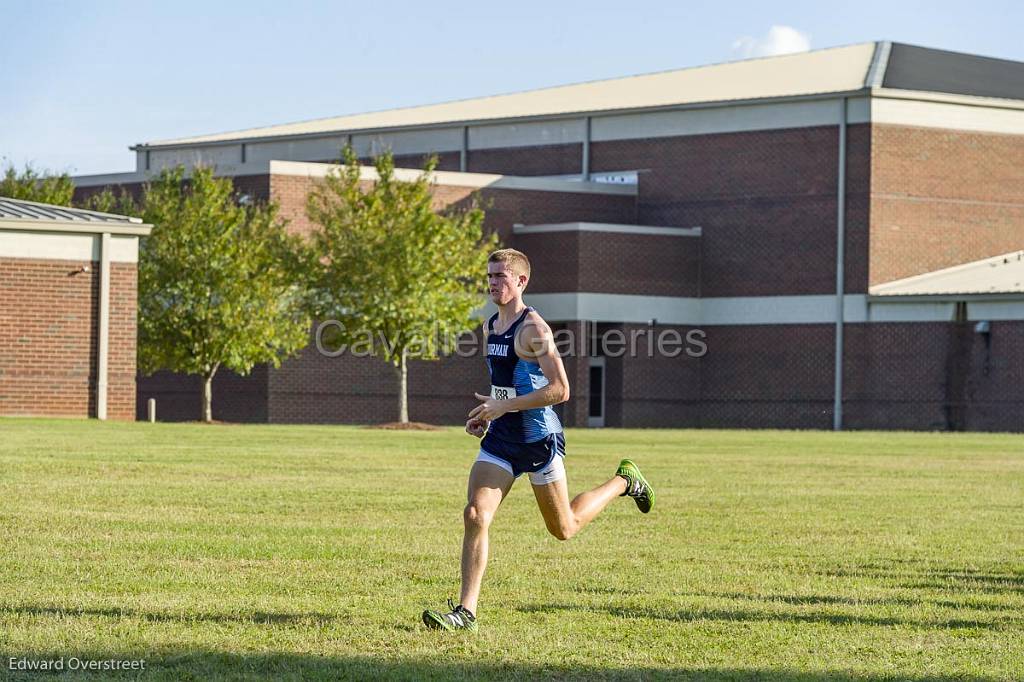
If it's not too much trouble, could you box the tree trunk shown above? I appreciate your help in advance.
[397,350,409,424]
[201,365,219,423]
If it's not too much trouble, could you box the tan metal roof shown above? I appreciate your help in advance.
[0,197,142,224]
[145,42,878,147]
[870,250,1024,296]
[0,197,152,235]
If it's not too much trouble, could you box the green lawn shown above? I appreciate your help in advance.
[1,419,1022,681]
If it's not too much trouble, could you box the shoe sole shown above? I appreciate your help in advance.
[618,458,654,514]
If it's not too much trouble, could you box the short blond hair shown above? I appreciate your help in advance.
[488,248,531,279]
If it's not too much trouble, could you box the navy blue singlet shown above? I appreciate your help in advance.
[483,306,563,444]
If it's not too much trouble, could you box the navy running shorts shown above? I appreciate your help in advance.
[478,431,565,478]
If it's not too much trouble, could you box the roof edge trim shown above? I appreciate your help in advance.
[268,161,638,195]
[514,222,700,237]
[0,218,153,236]
[865,41,892,89]
[873,87,1024,111]
[868,292,1024,302]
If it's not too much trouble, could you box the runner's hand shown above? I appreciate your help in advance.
[466,417,487,438]
[470,393,508,421]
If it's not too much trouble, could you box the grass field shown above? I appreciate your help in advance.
[1,418,1022,681]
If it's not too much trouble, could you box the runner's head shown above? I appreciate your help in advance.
[487,249,530,305]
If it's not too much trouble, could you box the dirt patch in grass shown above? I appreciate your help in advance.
[369,421,445,431]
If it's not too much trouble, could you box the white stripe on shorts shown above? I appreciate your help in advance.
[476,448,514,476]
[474,448,566,485]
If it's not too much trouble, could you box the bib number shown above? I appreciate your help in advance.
[491,385,518,411]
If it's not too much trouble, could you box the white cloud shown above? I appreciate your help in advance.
[732,25,811,59]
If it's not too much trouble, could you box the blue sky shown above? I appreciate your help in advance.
[2,0,1022,176]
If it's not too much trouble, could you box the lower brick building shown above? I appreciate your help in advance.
[71,41,1024,431]
[0,199,151,419]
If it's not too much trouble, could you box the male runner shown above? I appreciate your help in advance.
[422,248,655,632]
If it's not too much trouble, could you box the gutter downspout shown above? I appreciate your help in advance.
[582,116,591,180]
[97,232,111,420]
[460,126,469,172]
[833,98,847,431]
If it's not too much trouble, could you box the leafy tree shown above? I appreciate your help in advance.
[307,149,497,423]
[0,163,75,205]
[138,166,312,422]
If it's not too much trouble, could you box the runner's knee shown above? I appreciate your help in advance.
[546,519,576,541]
[464,502,494,530]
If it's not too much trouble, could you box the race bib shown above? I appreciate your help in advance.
[491,385,519,411]
[491,385,517,401]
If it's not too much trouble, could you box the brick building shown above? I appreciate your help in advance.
[0,199,151,419]
[72,42,1024,430]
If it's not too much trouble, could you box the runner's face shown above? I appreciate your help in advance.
[487,262,523,304]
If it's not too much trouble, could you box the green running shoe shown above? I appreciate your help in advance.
[616,458,655,513]
[422,598,478,632]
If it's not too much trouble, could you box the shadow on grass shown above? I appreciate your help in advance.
[683,591,1021,613]
[517,603,1020,631]
[907,568,1024,594]
[821,566,1024,596]
[1,650,1008,682]
[4,604,336,626]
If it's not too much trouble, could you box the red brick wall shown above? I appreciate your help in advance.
[267,327,489,424]
[960,320,1024,432]
[108,263,138,419]
[271,172,637,243]
[590,125,871,296]
[391,151,462,171]
[514,232,581,293]
[696,324,835,428]
[271,176,488,238]
[514,230,700,296]
[603,323,703,427]
[263,322,596,429]
[478,188,637,245]
[76,167,637,247]
[266,321,609,429]
[681,319,1024,432]
[260,322,702,430]
[270,174,324,238]
[72,174,271,208]
[468,143,583,176]
[73,182,146,206]
[558,322,590,428]
[870,124,1024,285]
[842,319,1024,432]
[126,317,1024,432]
[136,366,268,422]
[842,321,951,429]
[0,256,137,419]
